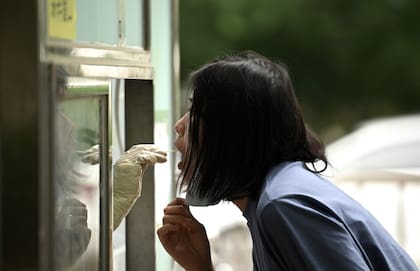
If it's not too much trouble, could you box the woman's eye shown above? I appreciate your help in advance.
[188,97,193,106]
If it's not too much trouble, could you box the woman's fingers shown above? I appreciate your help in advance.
[159,197,205,232]
[162,214,188,226]
[164,198,195,218]
[163,203,188,223]
[157,223,180,236]
[157,198,212,271]
[164,204,190,218]
[166,197,187,206]
[163,204,185,214]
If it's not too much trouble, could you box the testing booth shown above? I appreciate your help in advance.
[0,0,179,270]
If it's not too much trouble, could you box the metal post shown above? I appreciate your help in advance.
[125,79,155,271]
[100,96,112,271]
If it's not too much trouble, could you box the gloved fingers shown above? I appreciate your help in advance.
[112,144,168,230]
[83,144,100,154]
[77,144,112,165]
[118,144,167,165]
[80,153,100,165]
[128,144,162,153]
[127,144,168,157]
[141,146,168,157]
[76,144,100,165]
[134,150,167,164]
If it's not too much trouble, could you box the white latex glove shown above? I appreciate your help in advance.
[78,144,111,165]
[78,144,167,230]
[113,144,167,229]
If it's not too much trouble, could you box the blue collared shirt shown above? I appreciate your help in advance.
[243,162,418,271]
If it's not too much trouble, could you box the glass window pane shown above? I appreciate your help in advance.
[76,0,119,44]
[47,0,148,48]
[125,0,144,48]
[54,97,102,270]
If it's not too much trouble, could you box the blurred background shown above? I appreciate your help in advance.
[174,1,420,270]
[178,0,420,142]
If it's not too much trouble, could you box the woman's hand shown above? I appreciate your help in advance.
[157,198,213,271]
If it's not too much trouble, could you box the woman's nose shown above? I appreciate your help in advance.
[175,114,187,135]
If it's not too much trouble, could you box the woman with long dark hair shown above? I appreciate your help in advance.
[157,52,417,271]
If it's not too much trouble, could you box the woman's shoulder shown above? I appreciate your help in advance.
[256,161,350,215]
[262,162,328,197]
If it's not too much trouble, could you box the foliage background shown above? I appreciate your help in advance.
[179,0,420,142]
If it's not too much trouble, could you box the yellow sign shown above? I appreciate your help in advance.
[47,0,77,40]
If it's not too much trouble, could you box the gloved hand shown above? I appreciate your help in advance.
[78,144,112,165]
[78,144,167,230]
[78,144,101,165]
[113,144,167,229]
[55,197,92,267]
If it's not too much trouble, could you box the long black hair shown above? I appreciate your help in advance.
[180,51,327,204]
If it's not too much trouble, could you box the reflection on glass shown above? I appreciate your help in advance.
[47,0,148,48]
[76,0,118,44]
[54,97,102,270]
[125,0,144,48]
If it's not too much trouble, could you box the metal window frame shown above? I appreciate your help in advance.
[41,64,114,271]
[37,0,155,270]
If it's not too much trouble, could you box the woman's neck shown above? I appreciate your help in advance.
[232,197,248,212]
